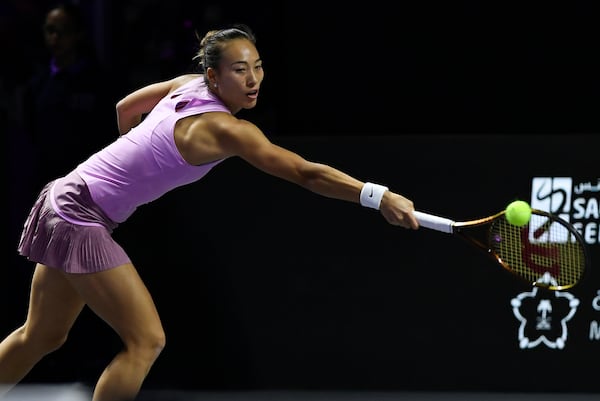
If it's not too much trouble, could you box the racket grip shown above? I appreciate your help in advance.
[413,211,455,233]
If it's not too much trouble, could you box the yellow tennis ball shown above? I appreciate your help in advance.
[505,200,532,227]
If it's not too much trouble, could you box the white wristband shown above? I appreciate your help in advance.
[359,182,388,210]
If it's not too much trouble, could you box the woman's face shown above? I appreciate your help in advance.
[212,38,264,113]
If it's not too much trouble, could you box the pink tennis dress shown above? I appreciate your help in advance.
[18,77,230,273]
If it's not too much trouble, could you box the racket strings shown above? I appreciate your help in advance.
[490,214,586,289]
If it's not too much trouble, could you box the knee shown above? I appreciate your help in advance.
[150,326,166,351]
[127,328,166,362]
[150,330,167,357]
[39,331,69,354]
[20,325,69,354]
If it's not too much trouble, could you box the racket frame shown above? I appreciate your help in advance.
[414,208,590,291]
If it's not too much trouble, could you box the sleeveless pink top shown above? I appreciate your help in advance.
[76,77,230,223]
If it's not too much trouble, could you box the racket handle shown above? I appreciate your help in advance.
[413,211,455,233]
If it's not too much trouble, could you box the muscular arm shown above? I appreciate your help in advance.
[116,74,201,135]
[215,118,419,229]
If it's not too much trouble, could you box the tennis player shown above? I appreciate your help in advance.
[0,24,419,401]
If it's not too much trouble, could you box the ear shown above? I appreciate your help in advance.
[206,67,217,87]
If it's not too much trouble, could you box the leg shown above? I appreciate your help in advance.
[0,264,85,396]
[66,263,165,401]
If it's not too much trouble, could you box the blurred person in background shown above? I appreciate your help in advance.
[18,2,118,193]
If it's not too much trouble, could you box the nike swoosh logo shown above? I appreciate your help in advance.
[368,187,374,197]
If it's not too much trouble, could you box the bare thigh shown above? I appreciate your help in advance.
[26,264,86,341]
[65,263,164,344]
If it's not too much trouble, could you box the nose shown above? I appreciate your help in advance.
[247,72,257,87]
[44,26,68,45]
[248,67,263,87]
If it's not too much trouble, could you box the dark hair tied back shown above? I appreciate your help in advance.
[193,23,256,73]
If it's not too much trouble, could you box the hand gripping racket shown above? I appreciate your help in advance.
[414,208,589,291]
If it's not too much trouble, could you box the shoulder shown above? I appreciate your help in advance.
[193,112,255,136]
[208,114,258,135]
[169,74,204,92]
[189,113,266,150]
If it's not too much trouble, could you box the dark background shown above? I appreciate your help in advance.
[2,0,599,136]
[2,0,599,394]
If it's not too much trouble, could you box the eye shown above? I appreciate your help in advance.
[43,24,72,36]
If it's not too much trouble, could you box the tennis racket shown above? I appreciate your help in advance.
[414,208,589,291]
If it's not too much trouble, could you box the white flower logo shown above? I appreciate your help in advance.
[511,272,580,349]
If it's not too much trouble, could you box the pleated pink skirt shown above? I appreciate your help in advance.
[17,172,131,273]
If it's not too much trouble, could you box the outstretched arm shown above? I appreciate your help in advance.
[217,119,419,229]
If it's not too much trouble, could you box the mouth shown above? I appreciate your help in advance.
[246,90,258,99]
